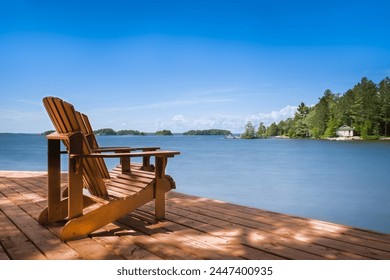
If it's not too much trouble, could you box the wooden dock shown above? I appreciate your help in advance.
[0,171,389,260]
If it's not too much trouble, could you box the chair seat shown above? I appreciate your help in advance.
[106,169,156,198]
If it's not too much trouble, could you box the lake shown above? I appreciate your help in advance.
[1,133,389,233]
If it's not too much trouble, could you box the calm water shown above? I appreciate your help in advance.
[1,133,389,233]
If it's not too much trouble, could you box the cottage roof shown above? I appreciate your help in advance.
[337,125,354,131]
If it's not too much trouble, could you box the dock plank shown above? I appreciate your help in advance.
[0,192,80,260]
[173,192,390,243]
[91,231,163,260]
[150,203,366,260]
[0,171,389,260]
[0,210,46,260]
[167,192,390,259]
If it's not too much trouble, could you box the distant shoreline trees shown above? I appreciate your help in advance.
[183,129,232,135]
[94,128,146,136]
[155,130,173,136]
[46,128,233,136]
[242,76,390,140]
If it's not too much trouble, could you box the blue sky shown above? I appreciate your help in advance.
[1,0,390,133]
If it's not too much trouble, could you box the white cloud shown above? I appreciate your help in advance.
[247,105,297,126]
[169,113,243,132]
[167,105,297,133]
[172,114,186,122]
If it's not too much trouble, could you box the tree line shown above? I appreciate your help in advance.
[183,129,232,135]
[241,77,390,140]
[94,128,147,136]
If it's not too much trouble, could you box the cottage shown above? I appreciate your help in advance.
[337,125,354,137]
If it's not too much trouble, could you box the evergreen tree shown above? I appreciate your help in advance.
[292,102,310,138]
[257,122,267,138]
[334,89,354,127]
[307,89,336,138]
[323,117,340,138]
[379,77,390,136]
[241,121,256,139]
[350,77,379,136]
[266,123,279,136]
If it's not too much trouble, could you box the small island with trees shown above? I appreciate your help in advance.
[155,130,173,136]
[94,128,146,136]
[92,128,174,136]
[183,129,232,136]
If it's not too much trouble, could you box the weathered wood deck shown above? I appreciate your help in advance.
[0,171,389,260]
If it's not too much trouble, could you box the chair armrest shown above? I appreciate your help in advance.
[93,146,160,153]
[71,150,179,174]
[71,150,180,159]
[93,147,133,153]
[46,131,79,140]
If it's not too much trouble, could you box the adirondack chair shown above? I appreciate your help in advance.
[38,96,180,241]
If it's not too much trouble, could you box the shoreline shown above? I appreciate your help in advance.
[327,136,362,141]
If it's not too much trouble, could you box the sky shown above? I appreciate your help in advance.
[1,0,390,133]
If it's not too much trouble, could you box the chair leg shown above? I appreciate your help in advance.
[154,178,166,220]
[154,157,168,220]
[38,199,69,224]
[38,196,98,224]
[60,186,154,241]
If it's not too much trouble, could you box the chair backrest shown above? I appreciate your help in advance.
[43,96,108,197]
[76,111,111,179]
[79,113,100,149]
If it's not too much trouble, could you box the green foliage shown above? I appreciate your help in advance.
[278,118,293,136]
[241,121,256,139]
[155,130,173,136]
[266,123,279,136]
[307,89,337,138]
[247,76,390,140]
[295,102,310,119]
[323,117,339,138]
[117,130,146,136]
[94,128,117,135]
[360,120,380,140]
[93,128,146,135]
[183,129,232,135]
[379,77,390,136]
[257,122,267,138]
[291,102,310,138]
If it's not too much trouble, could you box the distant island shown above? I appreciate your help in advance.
[41,129,147,136]
[94,128,146,136]
[41,128,232,136]
[183,129,232,136]
[155,130,173,136]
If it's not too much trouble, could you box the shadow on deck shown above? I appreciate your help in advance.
[0,171,389,260]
